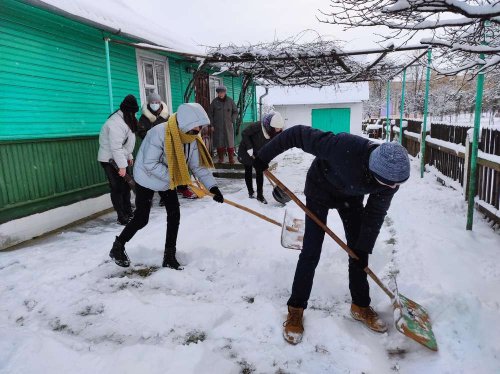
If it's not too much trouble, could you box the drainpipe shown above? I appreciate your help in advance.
[104,38,114,113]
[259,87,269,121]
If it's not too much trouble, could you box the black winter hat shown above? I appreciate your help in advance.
[120,94,139,113]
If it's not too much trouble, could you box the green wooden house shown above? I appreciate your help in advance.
[0,0,257,248]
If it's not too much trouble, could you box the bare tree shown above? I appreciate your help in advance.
[319,0,500,73]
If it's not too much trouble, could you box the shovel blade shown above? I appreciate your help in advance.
[393,293,438,351]
[281,209,304,250]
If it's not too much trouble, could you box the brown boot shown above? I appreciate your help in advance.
[350,304,388,333]
[227,147,235,164]
[283,306,304,345]
[217,148,225,164]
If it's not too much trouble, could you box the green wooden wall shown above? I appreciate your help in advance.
[0,0,140,140]
[0,137,108,224]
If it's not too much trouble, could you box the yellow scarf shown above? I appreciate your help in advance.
[164,114,214,190]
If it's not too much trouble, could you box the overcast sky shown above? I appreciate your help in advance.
[142,0,388,50]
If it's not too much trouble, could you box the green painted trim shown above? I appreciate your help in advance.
[104,38,114,113]
[0,183,109,224]
[399,69,406,144]
[466,53,486,230]
[386,80,391,142]
[0,135,99,145]
[420,49,432,178]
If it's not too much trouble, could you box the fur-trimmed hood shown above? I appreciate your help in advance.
[142,101,169,123]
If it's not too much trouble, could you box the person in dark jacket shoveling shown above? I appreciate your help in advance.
[109,103,224,270]
[238,112,284,204]
[253,125,410,344]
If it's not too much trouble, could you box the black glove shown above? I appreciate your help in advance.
[210,186,224,203]
[252,156,269,172]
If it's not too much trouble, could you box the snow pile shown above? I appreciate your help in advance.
[1,150,499,373]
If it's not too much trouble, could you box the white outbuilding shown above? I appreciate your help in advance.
[258,83,369,136]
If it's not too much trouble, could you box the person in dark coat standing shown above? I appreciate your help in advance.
[137,92,169,140]
[238,112,284,204]
[209,85,238,164]
[253,126,410,345]
[97,95,138,225]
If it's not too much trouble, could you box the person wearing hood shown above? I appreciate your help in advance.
[109,103,224,270]
[137,92,169,140]
[238,112,284,204]
[98,94,138,225]
[209,85,238,164]
[252,126,410,345]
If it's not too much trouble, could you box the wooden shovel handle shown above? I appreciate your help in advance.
[264,171,394,299]
[192,182,298,231]
[264,173,276,188]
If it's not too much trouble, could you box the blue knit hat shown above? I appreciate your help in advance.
[369,142,410,184]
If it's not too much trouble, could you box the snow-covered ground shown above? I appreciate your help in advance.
[1,150,499,374]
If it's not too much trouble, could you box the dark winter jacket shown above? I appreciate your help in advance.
[209,96,238,148]
[257,125,398,254]
[137,102,169,139]
[237,122,270,165]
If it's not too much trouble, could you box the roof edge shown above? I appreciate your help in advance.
[21,0,194,55]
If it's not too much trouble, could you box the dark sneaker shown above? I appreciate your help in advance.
[257,195,268,204]
[283,306,304,345]
[162,247,183,270]
[248,192,255,199]
[109,237,130,267]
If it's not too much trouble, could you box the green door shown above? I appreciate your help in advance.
[311,108,351,134]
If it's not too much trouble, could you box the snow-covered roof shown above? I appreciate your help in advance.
[258,83,369,106]
[29,0,205,56]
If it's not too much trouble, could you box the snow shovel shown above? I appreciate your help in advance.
[189,182,304,250]
[264,173,291,205]
[264,170,438,352]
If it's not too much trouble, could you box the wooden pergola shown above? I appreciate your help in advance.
[196,42,429,135]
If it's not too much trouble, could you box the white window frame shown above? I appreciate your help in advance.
[135,49,173,113]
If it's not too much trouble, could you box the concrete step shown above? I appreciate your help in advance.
[212,162,276,179]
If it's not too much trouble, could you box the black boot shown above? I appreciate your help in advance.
[162,247,183,270]
[109,237,130,267]
[248,191,255,199]
[257,194,268,204]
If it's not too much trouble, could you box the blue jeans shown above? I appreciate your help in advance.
[287,197,371,309]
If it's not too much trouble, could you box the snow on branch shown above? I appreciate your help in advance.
[205,33,418,86]
[319,0,500,74]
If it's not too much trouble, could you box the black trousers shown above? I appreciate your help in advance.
[244,165,264,196]
[101,162,132,219]
[118,183,180,249]
[287,197,370,309]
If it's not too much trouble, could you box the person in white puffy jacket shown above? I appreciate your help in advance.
[97,95,139,225]
[109,103,224,270]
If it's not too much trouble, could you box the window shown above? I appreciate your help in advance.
[136,50,172,110]
[209,76,223,102]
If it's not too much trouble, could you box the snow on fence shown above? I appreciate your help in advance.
[364,119,500,226]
